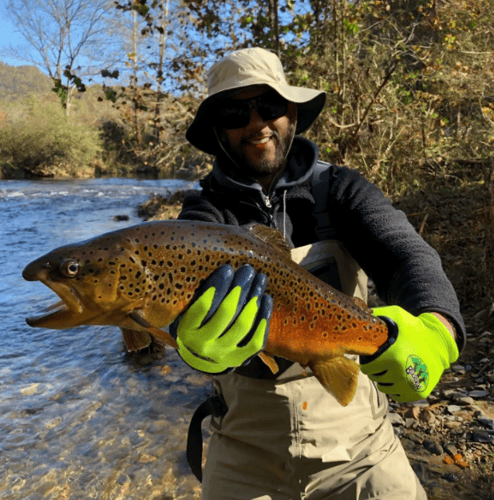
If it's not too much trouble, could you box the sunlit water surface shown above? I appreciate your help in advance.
[0,178,209,500]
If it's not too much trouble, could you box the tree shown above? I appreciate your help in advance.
[5,0,117,114]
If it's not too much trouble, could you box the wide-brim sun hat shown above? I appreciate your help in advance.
[186,47,327,155]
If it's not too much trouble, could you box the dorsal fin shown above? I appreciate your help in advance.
[242,223,291,256]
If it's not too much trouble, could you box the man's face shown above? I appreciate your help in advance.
[217,85,297,179]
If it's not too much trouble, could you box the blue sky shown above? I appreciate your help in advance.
[0,2,27,66]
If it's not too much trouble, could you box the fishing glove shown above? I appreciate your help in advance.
[360,306,459,402]
[169,264,272,374]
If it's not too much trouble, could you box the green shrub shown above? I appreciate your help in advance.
[0,94,102,172]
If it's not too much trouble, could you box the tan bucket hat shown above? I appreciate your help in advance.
[186,47,326,155]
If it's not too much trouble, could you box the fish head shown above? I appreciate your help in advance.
[22,232,151,329]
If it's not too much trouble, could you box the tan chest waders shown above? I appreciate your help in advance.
[196,242,426,500]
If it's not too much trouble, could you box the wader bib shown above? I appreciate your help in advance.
[195,240,427,500]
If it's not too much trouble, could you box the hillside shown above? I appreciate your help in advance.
[0,61,52,99]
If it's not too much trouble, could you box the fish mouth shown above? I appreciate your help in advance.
[25,278,88,329]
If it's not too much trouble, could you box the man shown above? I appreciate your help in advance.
[170,47,465,499]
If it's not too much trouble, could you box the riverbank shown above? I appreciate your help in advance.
[0,160,211,181]
[137,182,494,500]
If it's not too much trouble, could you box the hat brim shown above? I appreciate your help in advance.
[186,84,326,155]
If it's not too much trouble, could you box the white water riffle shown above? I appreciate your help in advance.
[0,178,208,500]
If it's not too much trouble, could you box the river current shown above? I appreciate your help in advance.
[0,178,209,500]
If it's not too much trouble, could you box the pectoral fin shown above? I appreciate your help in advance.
[308,356,360,406]
[128,311,179,349]
[120,328,153,352]
[258,352,279,374]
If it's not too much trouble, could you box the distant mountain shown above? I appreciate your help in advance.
[0,61,52,99]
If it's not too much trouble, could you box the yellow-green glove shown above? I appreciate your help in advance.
[169,264,272,374]
[360,306,459,402]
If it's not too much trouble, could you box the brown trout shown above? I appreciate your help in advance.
[23,221,389,406]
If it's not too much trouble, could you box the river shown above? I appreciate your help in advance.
[0,178,209,500]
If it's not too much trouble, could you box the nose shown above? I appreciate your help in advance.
[246,106,268,129]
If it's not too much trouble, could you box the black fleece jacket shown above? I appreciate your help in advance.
[178,136,466,357]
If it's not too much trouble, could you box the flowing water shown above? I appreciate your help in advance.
[0,178,210,500]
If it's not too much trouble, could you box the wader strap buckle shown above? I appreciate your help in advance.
[187,394,228,482]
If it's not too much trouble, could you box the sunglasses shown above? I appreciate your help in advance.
[216,90,289,129]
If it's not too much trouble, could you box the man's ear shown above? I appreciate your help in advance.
[218,128,226,142]
[288,101,297,126]
[214,126,227,144]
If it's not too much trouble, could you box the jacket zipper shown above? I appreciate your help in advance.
[262,193,278,228]
[263,193,272,209]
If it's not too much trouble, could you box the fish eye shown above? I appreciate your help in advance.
[60,259,79,278]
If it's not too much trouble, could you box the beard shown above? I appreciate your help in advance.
[218,120,296,179]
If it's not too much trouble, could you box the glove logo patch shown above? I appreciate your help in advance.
[405,355,429,393]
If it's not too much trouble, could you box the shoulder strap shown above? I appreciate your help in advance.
[311,161,337,240]
[186,394,228,482]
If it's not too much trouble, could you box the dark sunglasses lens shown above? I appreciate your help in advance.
[218,103,250,129]
[217,92,289,129]
[257,96,288,121]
